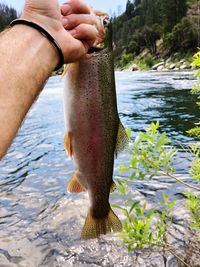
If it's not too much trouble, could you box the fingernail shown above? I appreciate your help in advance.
[61,4,71,15]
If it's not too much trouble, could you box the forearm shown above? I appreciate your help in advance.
[0,25,58,158]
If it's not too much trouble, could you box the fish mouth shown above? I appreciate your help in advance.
[87,16,112,55]
[87,47,103,54]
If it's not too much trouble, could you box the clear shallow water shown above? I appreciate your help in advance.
[0,71,199,266]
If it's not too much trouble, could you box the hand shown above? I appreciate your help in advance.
[21,0,99,63]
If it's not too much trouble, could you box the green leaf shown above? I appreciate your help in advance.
[126,128,132,140]
[117,180,126,194]
[129,201,140,213]
[146,208,156,219]
[162,192,169,203]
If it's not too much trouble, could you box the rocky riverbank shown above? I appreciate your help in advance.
[121,58,193,72]
[116,51,195,72]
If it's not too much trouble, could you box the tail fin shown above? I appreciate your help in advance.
[81,208,122,240]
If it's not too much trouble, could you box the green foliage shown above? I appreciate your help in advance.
[187,52,200,138]
[137,54,159,69]
[119,122,177,180]
[186,193,200,231]
[115,122,200,255]
[161,0,187,33]
[113,186,174,251]
[119,52,135,67]
[113,0,197,66]
[188,144,200,180]
[164,17,197,53]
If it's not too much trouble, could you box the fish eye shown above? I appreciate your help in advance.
[103,17,111,28]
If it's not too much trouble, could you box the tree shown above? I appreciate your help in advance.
[161,0,187,33]
[125,0,134,20]
[0,3,17,31]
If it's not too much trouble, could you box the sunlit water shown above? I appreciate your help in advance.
[0,71,199,266]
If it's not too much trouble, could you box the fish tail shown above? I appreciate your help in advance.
[81,208,122,240]
[67,173,86,193]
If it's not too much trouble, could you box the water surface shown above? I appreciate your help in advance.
[0,71,199,266]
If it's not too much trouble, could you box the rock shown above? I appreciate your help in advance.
[152,62,165,70]
[174,67,179,71]
[169,63,176,70]
[180,64,188,70]
[180,59,185,64]
[162,68,169,72]
[132,64,140,71]
[157,65,164,71]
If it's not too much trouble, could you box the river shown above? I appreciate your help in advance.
[0,71,199,266]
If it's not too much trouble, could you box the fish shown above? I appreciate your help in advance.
[63,15,128,240]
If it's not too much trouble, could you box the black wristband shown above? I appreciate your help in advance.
[10,19,64,71]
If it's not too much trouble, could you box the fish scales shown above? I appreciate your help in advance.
[63,17,128,239]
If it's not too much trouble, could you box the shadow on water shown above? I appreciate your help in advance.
[0,71,199,266]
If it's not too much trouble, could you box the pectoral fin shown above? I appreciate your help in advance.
[64,132,73,157]
[67,173,86,193]
[61,64,71,78]
[115,121,129,157]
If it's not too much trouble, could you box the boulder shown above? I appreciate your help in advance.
[169,63,176,70]
[152,62,164,70]
[132,64,140,71]
[157,65,164,71]
[180,64,188,70]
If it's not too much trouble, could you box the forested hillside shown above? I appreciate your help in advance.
[0,3,17,30]
[113,0,199,68]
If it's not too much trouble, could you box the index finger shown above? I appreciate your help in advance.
[61,0,91,16]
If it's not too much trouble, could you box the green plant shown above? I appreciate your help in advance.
[114,121,200,266]
[119,52,134,67]
[188,52,200,138]
[119,122,200,191]
[113,184,174,251]
[186,192,200,231]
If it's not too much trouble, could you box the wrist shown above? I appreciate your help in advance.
[10,19,64,70]
[20,8,65,60]
[9,23,59,72]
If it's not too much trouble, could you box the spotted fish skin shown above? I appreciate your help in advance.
[63,19,128,239]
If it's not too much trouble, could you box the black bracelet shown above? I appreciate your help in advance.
[10,19,64,71]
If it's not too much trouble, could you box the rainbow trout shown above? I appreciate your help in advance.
[63,16,128,239]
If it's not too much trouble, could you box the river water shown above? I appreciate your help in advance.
[0,71,199,266]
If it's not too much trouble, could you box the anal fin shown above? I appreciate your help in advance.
[67,173,86,193]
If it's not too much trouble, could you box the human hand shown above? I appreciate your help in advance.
[21,0,100,63]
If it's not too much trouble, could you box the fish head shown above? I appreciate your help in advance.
[87,15,113,54]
